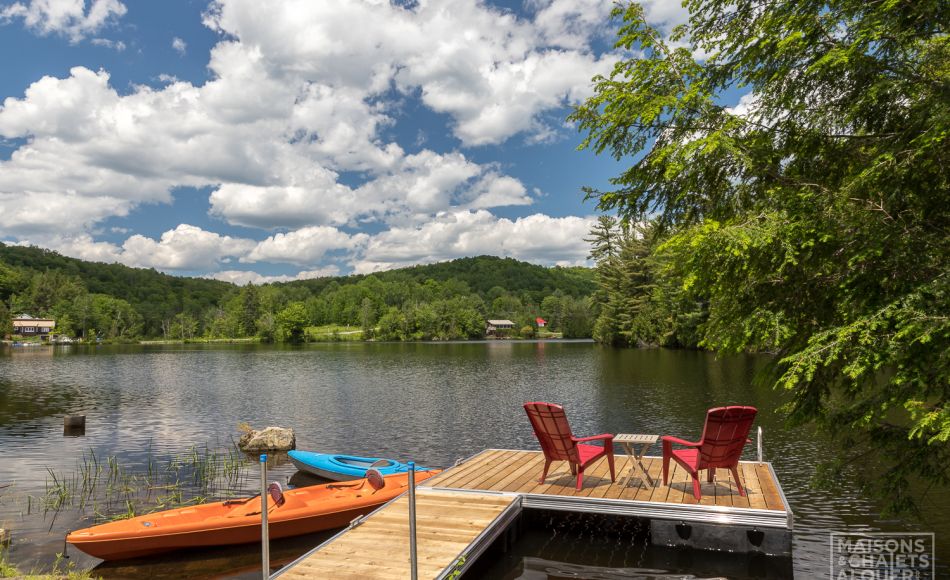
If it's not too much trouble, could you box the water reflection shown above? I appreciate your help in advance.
[92,530,337,580]
[501,555,788,580]
[0,342,946,579]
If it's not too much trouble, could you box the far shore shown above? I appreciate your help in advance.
[4,331,570,347]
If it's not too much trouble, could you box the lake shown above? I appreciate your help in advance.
[0,341,945,578]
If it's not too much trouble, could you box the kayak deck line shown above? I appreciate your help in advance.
[275,448,794,579]
[288,451,416,481]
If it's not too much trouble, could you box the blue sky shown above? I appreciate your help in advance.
[0,0,695,283]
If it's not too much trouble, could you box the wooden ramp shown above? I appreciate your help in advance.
[276,489,519,580]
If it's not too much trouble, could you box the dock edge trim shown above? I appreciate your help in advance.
[434,493,523,580]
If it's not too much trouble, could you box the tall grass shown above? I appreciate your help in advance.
[0,551,97,579]
[33,443,252,523]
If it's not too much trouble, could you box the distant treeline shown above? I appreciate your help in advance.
[0,244,596,341]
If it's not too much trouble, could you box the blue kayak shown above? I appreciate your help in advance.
[287,450,415,481]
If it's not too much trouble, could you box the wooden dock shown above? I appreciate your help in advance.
[424,449,786,512]
[276,449,793,579]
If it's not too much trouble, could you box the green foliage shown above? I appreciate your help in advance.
[89,294,143,340]
[377,307,409,340]
[13,270,85,314]
[446,554,466,580]
[276,302,309,343]
[0,301,11,336]
[238,285,260,336]
[168,311,199,341]
[0,260,23,302]
[587,219,702,347]
[490,294,523,320]
[256,312,277,343]
[359,297,376,338]
[539,293,563,329]
[573,0,950,511]
[560,295,595,339]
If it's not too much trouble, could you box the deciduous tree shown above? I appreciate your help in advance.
[572,0,949,510]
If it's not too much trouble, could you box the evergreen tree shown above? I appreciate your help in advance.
[239,285,260,337]
[360,297,376,338]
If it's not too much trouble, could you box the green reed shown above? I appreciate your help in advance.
[31,443,253,522]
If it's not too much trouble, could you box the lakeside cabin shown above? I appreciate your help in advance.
[12,315,56,340]
[486,319,515,337]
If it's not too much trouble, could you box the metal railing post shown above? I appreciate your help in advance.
[261,454,269,579]
[408,461,418,580]
[756,427,763,463]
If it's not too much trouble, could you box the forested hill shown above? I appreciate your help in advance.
[285,256,595,300]
[0,243,232,326]
[0,244,595,340]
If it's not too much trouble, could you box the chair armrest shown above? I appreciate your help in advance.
[573,433,614,443]
[660,435,700,447]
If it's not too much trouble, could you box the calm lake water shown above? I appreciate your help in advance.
[0,341,945,578]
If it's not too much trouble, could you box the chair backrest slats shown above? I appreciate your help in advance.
[523,402,581,463]
[697,406,757,469]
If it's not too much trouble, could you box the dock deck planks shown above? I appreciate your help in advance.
[422,449,785,512]
[278,489,517,580]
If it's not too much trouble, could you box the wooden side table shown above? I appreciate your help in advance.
[615,433,658,487]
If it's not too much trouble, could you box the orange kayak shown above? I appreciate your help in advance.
[66,469,440,560]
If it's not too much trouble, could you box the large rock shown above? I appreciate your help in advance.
[238,426,296,452]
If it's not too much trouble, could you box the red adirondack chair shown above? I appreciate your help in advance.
[662,405,757,501]
[523,402,615,490]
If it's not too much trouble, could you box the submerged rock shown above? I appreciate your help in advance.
[238,426,296,452]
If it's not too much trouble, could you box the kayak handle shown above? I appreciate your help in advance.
[327,481,365,490]
[223,495,259,505]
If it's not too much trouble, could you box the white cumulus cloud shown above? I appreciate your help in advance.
[243,226,367,266]
[529,0,614,49]
[353,210,596,273]
[1,0,127,42]
[119,224,256,271]
[29,225,257,272]
[14,210,597,278]
[171,36,186,55]
[208,267,340,285]
[90,37,124,50]
[205,0,619,147]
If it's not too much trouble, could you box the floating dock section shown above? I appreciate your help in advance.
[276,449,793,579]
